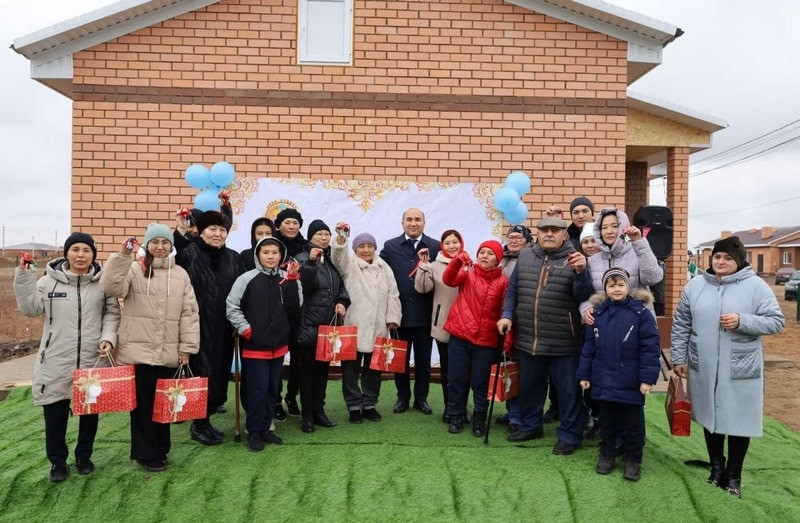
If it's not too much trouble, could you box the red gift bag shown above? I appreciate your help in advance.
[72,356,136,415]
[369,333,408,373]
[153,366,208,424]
[316,316,358,363]
[665,374,691,436]
[487,360,519,403]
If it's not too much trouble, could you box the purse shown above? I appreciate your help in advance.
[665,374,691,436]
[72,354,136,415]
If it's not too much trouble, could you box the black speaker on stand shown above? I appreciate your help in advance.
[633,205,673,260]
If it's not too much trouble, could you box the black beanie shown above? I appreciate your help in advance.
[63,232,97,262]
[275,208,303,228]
[197,211,231,234]
[307,219,330,240]
[569,196,594,214]
[187,208,204,227]
[712,236,747,270]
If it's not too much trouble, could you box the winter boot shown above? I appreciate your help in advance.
[472,411,487,438]
[707,456,727,488]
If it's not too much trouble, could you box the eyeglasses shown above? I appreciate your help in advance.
[507,235,525,242]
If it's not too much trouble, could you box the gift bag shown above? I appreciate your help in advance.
[487,360,519,403]
[153,365,208,423]
[72,356,136,415]
[316,315,358,362]
[665,374,691,436]
[369,332,408,374]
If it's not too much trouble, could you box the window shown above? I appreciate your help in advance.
[298,0,353,64]
[783,252,791,265]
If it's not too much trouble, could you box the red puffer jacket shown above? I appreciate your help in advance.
[443,257,509,348]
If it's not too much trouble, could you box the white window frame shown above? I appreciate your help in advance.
[298,0,354,65]
[783,251,791,265]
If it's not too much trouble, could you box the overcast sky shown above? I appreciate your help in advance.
[1,0,798,249]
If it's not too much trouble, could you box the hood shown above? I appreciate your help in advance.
[701,265,756,285]
[589,288,654,308]
[253,236,287,275]
[250,217,275,248]
[594,207,632,254]
[45,257,102,284]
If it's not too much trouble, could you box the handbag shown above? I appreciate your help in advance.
[153,365,209,423]
[487,357,519,403]
[665,374,691,436]
[315,314,358,362]
[369,330,408,373]
[72,354,136,415]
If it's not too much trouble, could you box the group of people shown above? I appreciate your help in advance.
[13,195,784,497]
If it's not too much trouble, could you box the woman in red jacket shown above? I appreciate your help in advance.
[443,240,509,437]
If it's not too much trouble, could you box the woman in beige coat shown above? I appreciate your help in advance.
[331,226,401,423]
[100,223,200,472]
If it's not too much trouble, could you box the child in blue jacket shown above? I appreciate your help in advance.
[577,267,660,481]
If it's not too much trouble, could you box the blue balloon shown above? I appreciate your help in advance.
[505,171,531,197]
[504,200,529,225]
[185,164,211,189]
[210,161,235,188]
[494,187,520,213]
[194,188,219,212]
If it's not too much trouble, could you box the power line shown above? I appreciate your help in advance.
[690,117,800,166]
[690,195,800,218]
[689,134,800,178]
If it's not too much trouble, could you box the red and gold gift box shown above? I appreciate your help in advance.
[369,337,408,374]
[153,376,209,423]
[316,325,358,362]
[72,365,136,415]
[487,361,520,403]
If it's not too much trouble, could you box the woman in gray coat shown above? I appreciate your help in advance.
[671,236,784,498]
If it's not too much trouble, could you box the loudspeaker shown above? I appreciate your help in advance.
[633,206,673,260]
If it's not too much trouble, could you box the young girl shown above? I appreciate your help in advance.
[577,267,660,481]
[226,237,302,452]
[442,240,509,437]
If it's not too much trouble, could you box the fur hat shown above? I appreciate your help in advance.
[602,267,630,290]
[197,211,231,234]
[712,236,747,270]
[307,219,330,240]
[63,232,97,262]
[579,223,595,243]
[143,223,173,248]
[275,208,303,228]
[351,232,377,252]
[477,240,504,262]
[569,196,594,214]
[508,224,532,242]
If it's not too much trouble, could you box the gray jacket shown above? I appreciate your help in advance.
[670,266,784,437]
[13,259,120,406]
[413,251,458,343]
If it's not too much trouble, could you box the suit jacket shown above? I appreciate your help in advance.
[380,233,441,328]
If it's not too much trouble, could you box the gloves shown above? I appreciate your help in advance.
[241,327,252,340]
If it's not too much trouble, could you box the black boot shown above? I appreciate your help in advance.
[707,456,727,488]
[301,416,315,433]
[472,411,487,438]
[726,476,742,498]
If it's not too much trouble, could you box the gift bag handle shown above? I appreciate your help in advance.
[173,364,196,379]
[388,328,401,340]
[329,313,346,327]
[93,352,119,368]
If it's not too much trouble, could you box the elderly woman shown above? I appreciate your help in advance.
[670,236,784,498]
[331,225,401,423]
[14,233,120,482]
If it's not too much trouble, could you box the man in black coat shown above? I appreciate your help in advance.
[379,208,441,415]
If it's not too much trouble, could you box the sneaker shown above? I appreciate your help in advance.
[262,430,284,445]
[349,410,363,424]
[623,460,641,481]
[285,397,301,417]
[76,458,95,475]
[595,455,615,475]
[247,432,265,452]
[274,403,288,422]
[552,440,578,455]
[138,459,167,472]
[49,463,68,482]
[363,408,382,422]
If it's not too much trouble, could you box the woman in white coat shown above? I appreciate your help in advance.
[671,236,784,498]
[331,225,401,423]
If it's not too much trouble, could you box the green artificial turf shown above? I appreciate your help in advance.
[1,382,799,522]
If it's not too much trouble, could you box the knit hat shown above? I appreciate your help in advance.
[275,208,303,228]
[187,208,204,227]
[579,223,595,243]
[143,223,173,248]
[508,224,532,242]
[197,211,231,234]
[477,240,504,262]
[351,232,377,252]
[306,219,330,240]
[569,196,594,214]
[537,216,568,230]
[712,236,747,270]
[63,232,97,262]
[602,267,630,290]
[255,236,287,265]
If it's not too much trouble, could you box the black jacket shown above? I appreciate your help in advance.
[295,245,351,347]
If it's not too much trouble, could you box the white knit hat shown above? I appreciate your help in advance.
[579,223,594,243]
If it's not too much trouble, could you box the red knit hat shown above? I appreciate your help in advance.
[477,240,504,262]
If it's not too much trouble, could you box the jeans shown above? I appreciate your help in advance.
[446,336,496,416]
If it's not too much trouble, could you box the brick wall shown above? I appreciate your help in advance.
[666,147,689,313]
[624,161,649,216]
[69,0,628,255]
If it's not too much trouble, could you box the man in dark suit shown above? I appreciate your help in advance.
[380,208,441,415]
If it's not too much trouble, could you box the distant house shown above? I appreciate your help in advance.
[696,226,800,275]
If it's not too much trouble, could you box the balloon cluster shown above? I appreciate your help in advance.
[493,171,531,225]
[184,162,236,211]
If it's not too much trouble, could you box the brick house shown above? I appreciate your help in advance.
[12,0,724,313]
[696,226,800,276]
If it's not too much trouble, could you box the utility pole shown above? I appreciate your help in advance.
[1,224,4,257]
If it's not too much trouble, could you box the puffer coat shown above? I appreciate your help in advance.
[670,266,784,437]
[576,291,660,405]
[101,252,199,367]
[14,259,120,406]
[413,251,459,343]
[296,245,351,347]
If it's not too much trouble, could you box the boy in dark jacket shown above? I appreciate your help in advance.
[226,237,302,452]
[577,267,660,481]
